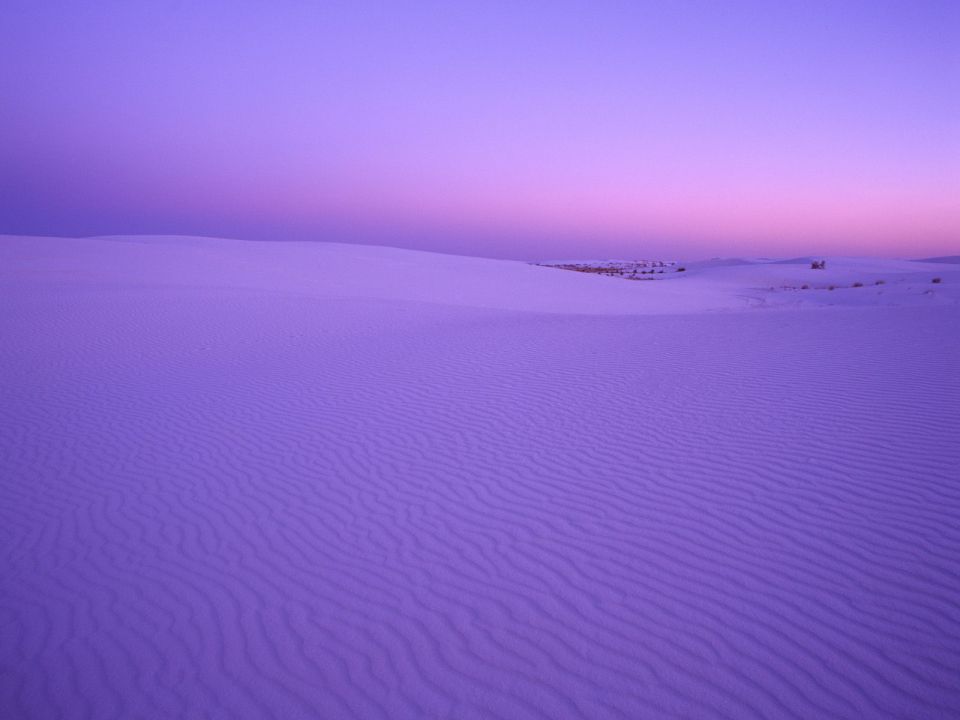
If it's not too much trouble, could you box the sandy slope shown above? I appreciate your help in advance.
[1,235,959,719]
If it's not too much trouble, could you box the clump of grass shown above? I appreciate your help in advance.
[852,281,863,288]
[932,277,942,284]
[801,284,809,290]
[875,279,885,285]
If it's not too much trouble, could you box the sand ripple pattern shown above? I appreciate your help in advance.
[2,288,959,719]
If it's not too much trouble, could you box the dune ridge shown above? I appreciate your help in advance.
[1,236,959,719]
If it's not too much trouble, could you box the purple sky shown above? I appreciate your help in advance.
[2,1,958,259]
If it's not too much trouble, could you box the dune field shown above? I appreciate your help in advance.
[2,235,959,719]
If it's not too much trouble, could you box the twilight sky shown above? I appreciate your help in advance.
[1,1,958,259]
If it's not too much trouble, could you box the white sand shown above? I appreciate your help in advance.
[2,235,959,719]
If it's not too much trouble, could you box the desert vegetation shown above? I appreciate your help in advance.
[536,260,678,280]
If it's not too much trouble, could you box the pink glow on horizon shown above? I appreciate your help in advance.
[2,1,957,258]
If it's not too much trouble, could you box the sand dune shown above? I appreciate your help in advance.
[2,235,959,719]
